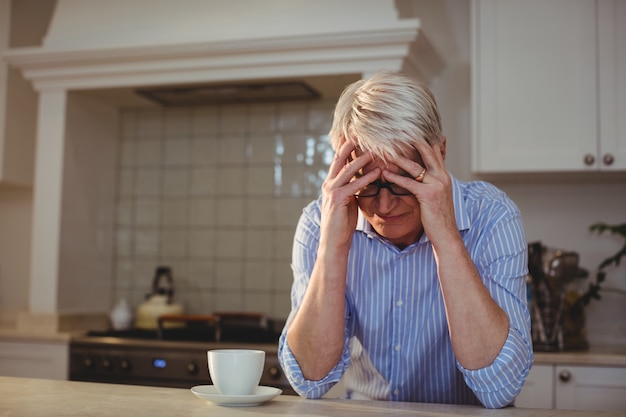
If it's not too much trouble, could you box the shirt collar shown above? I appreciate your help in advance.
[355,174,471,238]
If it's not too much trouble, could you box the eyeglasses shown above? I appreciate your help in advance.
[354,180,413,198]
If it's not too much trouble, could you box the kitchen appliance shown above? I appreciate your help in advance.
[135,266,184,330]
[527,242,588,352]
[69,313,293,394]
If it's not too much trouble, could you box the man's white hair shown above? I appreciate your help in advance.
[329,71,442,161]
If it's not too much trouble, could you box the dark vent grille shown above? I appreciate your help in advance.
[136,81,320,106]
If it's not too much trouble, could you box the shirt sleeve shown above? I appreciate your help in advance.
[278,327,351,398]
[457,325,533,408]
[277,198,352,398]
[459,209,534,408]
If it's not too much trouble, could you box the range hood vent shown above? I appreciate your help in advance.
[136,81,320,107]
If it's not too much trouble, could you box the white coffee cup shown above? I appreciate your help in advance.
[207,349,265,395]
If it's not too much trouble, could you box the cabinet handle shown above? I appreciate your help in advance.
[583,154,595,166]
[558,370,572,383]
[602,153,615,166]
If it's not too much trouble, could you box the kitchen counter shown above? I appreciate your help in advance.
[533,345,626,367]
[0,327,75,343]
[0,376,623,417]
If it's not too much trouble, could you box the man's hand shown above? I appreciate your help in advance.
[382,138,458,246]
[319,140,379,250]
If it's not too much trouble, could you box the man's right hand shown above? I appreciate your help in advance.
[319,140,379,251]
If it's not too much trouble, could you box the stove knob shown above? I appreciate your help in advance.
[83,356,95,369]
[120,358,132,372]
[268,366,282,380]
[186,362,199,375]
[102,357,113,370]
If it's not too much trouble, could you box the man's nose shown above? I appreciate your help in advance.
[376,188,396,212]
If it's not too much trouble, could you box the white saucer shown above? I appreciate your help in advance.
[191,385,282,407]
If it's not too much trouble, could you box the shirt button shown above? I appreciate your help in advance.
[395,345,401,351]
[396,300,403,307]
[394,389,400,396]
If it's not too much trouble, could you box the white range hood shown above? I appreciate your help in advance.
[6,0,441,91]
[3,0,442,330]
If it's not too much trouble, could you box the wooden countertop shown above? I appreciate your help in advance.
[0,376,623,417]
[533,345,626,367]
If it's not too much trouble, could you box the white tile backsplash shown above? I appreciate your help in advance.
[134,169,161,196]
[216,198,246,226]
[188,230,215,258]
[216,166,247,195]
[190,168,219,196]
[192,107,219,134]
[134,200,160,226]
[164,108,191,135]
[218,135,248,164]
[164,138,191,166]
[118,170,135,196]
[189,199,216,226]
[136,140,161,166]
[160,199,189,227]
[162,169,189,197]
[191,136,219,165]
[114,99,334,318]
[137,109,164,136]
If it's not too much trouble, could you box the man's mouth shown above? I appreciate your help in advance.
[377,213,405,223]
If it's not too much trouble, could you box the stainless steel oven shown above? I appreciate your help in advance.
[69,315,294,394]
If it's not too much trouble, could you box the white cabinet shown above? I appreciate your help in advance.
[517,364,626,412]
[555,365,626,412]
[0,340,68,380]
[471,0,626,173]
[515,364,553,409]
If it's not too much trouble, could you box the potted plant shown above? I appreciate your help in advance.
[562,222,626,350]
[576,222,626,308]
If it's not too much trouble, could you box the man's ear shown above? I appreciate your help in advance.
[440,136,447,160]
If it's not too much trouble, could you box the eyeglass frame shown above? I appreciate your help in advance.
[354,180,413,198]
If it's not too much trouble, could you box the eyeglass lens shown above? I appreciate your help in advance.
[355,181,412,197]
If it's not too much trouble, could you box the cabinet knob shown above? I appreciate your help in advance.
[602,153,615,166]
[583,154,595,166]
[558,370,572,383]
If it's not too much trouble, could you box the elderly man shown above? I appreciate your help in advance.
[278,71,532,408]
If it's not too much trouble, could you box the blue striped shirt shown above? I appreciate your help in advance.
[278,175,533,408]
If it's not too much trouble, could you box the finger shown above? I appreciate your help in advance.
[413,139,444,172]
[328,140,355,178]
[333,145,375,185]
[383,169,420,191]
[391,155,426,181]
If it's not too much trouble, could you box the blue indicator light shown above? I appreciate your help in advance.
[153,358,167,369]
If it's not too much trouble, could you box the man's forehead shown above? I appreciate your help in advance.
[361,158,411,177]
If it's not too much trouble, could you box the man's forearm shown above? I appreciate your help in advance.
[286,248,348,380]
[433,235,509,370]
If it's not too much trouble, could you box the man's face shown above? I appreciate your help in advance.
[354,147,424,248]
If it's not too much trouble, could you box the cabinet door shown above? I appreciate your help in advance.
[598,0,626,170]
[555,365,626,411]
[472,0,598,172]
[515,364,554,409]
[0,341,68,380]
